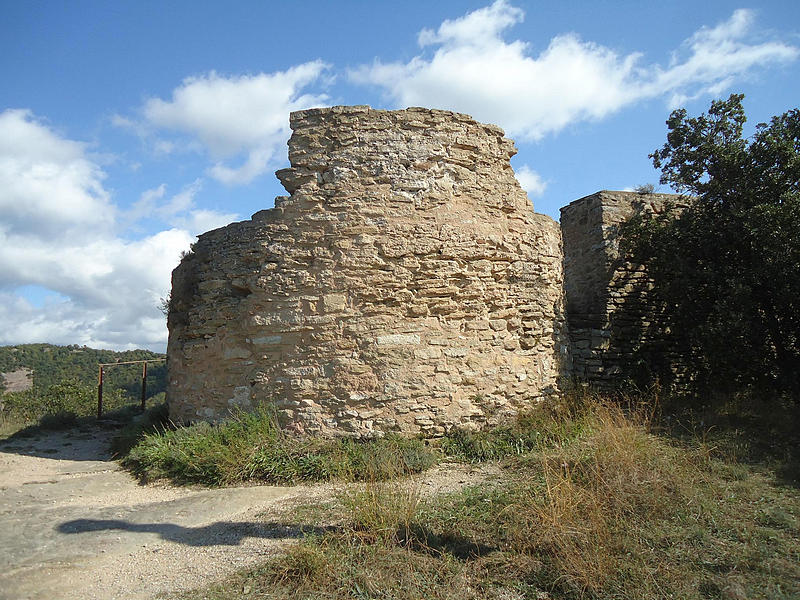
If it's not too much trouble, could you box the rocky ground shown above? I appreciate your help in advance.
[0,423,495,600]
[0,368,33,394]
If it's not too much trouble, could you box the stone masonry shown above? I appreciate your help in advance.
[167,106,570,437]
[560,191,687,386]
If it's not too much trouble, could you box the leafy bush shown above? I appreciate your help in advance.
[1,379,127,427]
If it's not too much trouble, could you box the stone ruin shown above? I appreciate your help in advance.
[167,105,681,437]
[561,191,689,385]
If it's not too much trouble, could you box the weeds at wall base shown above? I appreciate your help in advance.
[120,407,438,486]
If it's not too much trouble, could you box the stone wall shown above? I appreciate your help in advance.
[167,106,569,437]
[560,190,687,386]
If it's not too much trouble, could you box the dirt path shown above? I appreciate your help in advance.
[0,424,495,600]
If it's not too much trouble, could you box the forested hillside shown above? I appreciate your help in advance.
[0,344,166,399]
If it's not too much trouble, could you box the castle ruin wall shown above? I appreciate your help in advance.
[167,106,570,436]
[560,191,688,386]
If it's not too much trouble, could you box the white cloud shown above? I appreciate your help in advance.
[208,147,274,185]
[649,9,798,99]
[0,109,115,237]
[138,62,331,184]
[350,2,798,141]
[127,179,237,236]
[128,183,166,222]
[417,0,524,47]
[172,209,240,234]
[0,109,202,351]
[157,179,202,218]
[514,165,547,197]
[0,290,172,351]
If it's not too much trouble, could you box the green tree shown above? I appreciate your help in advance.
[625,94,800,397]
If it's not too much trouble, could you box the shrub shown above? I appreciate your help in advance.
[1,379,127,428]
[624,94,800,399]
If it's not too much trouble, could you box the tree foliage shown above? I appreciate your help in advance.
[0,344,167,423]
[625,94,800,397]
[0,343,166,396]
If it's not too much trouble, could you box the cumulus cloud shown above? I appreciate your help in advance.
[0,109,211,351]
[350,2,798,140]
[171,208,239,235]
[0,109,115,237]
[127,179,238,236]
[417,0,523,47]
[137,62,331,184]
[514,165,547,197]
[125,178,234,235]
[651,9,798,103]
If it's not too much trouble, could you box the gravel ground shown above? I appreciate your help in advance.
[0,424,498,600]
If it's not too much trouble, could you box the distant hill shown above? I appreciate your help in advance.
[0,344,167,401]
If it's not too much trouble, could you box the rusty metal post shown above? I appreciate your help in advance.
[97,366,104,419]
[141,362,148,412]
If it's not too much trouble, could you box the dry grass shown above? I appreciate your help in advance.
[515,402,680,594]
[340,479,424,545]
[170,394,800,600]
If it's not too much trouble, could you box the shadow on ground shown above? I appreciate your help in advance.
[0,421,121,461]
[402,524,497,560]
[57,518,335,546]
[657,405,800,488]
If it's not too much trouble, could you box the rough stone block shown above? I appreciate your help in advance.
[376,333,421,346]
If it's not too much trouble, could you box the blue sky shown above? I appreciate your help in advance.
[1,0,798,351]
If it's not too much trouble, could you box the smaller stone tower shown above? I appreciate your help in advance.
[560,190,688,385]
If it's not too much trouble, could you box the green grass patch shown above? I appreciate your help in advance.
[440,392,594,462]
[121,408,437,486]
[110,402,170,457]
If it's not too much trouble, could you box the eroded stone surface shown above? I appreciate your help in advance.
[167,106,569,436]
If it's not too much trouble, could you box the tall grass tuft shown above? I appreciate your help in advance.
[121,407,437,486]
